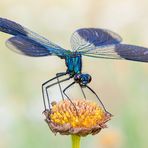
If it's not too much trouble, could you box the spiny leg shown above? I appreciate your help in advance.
[79,84,86,100]
[63,82,79,115]
[42,72,67,110]
[85,85,108,113]
[45,76,71,109]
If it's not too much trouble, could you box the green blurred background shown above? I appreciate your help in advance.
[0,0,148,148]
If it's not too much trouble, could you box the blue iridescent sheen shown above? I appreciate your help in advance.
[65,54,82,75]
[1,17,148,82]
[7,35,52,56]
[79,74,91,85]
[77,28,121,46]
[1,18,148,112]
[0,18,27,36]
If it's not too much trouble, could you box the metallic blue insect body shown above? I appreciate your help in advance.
[65,54,82,75]
[1,18,148,112]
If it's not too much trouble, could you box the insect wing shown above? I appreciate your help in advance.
[6,36,52,57]
[84,44,148,62]
[115,44,148,62]
[70,28,122,52]
[0,18,70,58]
[0,17,27,36]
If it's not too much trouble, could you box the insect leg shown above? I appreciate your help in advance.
[85,85,108,113]
[56,73,65,100]
[79,84,86,99]
[45,76,71,109]
[63,82,79,115]
[42,72,67,110]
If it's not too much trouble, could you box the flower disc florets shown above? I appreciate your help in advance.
[44,99,112,136]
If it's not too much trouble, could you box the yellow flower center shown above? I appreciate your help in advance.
[50,99,106,128]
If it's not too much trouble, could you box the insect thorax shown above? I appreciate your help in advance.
[65,54,82,75]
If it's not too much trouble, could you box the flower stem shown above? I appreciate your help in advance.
[71,135,81,148]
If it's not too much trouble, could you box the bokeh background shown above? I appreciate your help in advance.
[0,0,148,148]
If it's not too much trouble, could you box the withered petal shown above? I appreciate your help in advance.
[43,99,112,136]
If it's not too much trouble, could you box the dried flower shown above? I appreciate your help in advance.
[43,99,112,137]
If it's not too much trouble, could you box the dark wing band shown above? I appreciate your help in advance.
[84,44,148,62]
[70,28,122,52]
[6,36,52,57]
